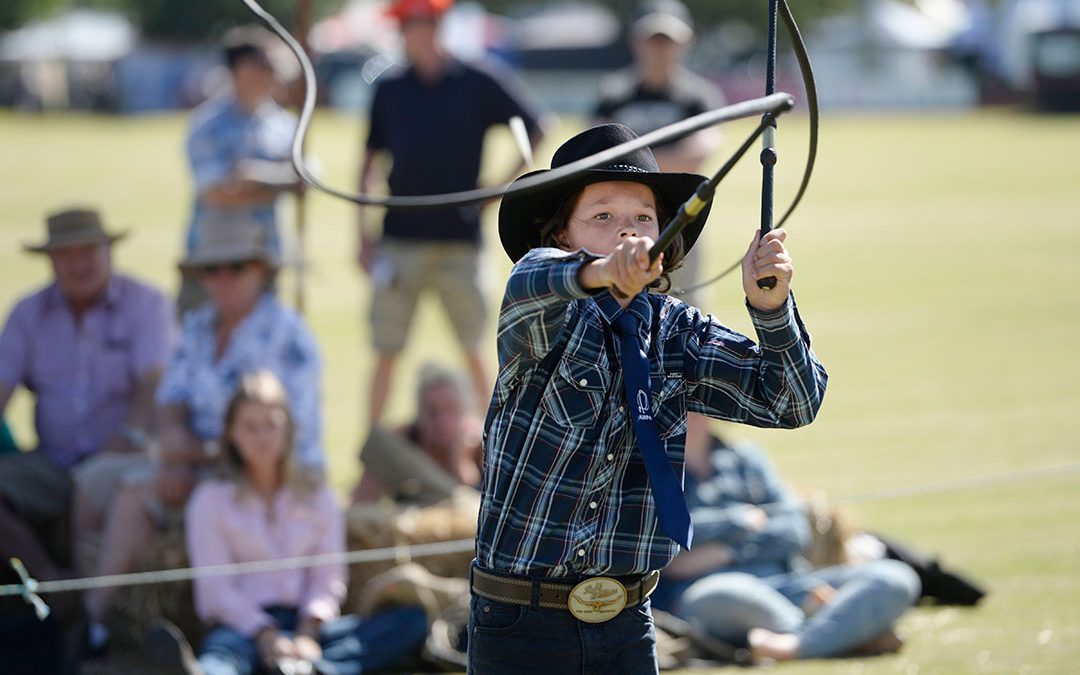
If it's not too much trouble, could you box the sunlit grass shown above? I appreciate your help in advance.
[1,108,1078,673]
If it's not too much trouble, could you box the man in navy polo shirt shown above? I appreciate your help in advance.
[356,0,546,425]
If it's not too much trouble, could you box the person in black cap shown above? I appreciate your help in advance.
[468,124,828,675]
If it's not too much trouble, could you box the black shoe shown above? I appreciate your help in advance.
[144,619,203,675]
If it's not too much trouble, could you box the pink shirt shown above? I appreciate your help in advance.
[185,479,347,637]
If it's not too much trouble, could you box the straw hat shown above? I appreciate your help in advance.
[179,212,280,271]
[23,208,128,253]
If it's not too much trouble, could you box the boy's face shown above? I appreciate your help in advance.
[562,181,660,255]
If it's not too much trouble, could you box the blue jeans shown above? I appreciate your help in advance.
[467,593,659,675]
[199,605,428,675]
[677,560,920,658]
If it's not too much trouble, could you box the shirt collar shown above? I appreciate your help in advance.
[592,290,653,334]
[44,276,119,312]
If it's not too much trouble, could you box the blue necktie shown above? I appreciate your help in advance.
[611,310,694,550]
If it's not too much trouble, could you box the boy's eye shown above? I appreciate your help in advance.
[636,214,654,222]
[594,212,611,221]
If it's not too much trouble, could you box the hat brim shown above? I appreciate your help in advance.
[498,169,712,263]
[632,15,695,44]
[23,230,128,254]
[179,245,282,272]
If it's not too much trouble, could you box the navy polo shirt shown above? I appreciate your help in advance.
[366,58,542,242]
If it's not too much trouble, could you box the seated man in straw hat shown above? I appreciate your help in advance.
[0,208,175,642]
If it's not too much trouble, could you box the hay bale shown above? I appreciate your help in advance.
[345,487,478,613]
[107,524,202,650]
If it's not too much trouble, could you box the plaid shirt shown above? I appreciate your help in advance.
[476,248,828,578]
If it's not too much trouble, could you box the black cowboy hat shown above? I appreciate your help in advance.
[498,123,712,263]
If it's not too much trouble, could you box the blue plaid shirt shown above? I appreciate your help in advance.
[476,248,827,578]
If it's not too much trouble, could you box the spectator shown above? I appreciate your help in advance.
[594,0,726,304]
[145,371,428,675]
[351,362,481,505]
[83,214,323,650]
[180,26,299,313]
[356,0,547,424]
[0,208,175,656]
[655,430,921,662]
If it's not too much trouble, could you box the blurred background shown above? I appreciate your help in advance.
[3,0,1080,114]
[1,1,1078,674]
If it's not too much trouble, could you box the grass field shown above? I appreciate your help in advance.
[1,107,1078,674]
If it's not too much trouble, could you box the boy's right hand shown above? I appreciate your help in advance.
[593,236,664,300]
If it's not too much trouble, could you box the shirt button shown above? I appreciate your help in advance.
[589,501,598,509]
[617,406,624,414]
[606,453,614,461]
[577,549,586,557]
[578,378,589,387]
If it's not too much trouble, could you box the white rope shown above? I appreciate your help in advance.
[4,461,1078,601]
[1,537,474,598]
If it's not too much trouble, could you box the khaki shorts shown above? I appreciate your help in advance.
[370,239,487,354]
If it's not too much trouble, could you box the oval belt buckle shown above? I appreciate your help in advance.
[568,576,627,623]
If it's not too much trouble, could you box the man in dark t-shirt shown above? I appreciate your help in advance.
[594,0,725,304]
[357,0,545,425]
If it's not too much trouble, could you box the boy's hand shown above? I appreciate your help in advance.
[742,228,793,312]
[598,236,664,301]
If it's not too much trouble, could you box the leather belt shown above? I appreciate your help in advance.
[471,567,660,613]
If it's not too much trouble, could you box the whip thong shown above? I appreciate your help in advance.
[239,0,806,213]
[666,0,820,296]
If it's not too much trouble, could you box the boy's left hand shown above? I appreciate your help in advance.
[742,228,793,312]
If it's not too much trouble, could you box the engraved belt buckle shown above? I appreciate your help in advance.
[568,576,627,623]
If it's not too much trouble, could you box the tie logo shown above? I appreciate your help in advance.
[636,389,652,421]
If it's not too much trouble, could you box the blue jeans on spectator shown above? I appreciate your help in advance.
[199,605,428,675]
[467,593,659,675]
[677,559,920,658]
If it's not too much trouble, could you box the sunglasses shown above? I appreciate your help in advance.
[200,260,256,276]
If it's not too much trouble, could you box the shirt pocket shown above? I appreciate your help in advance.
[651,374,688,440]
[539,356,609,429]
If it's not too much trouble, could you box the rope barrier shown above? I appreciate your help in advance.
[3,461,1077,606]
[1,537,474,599]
